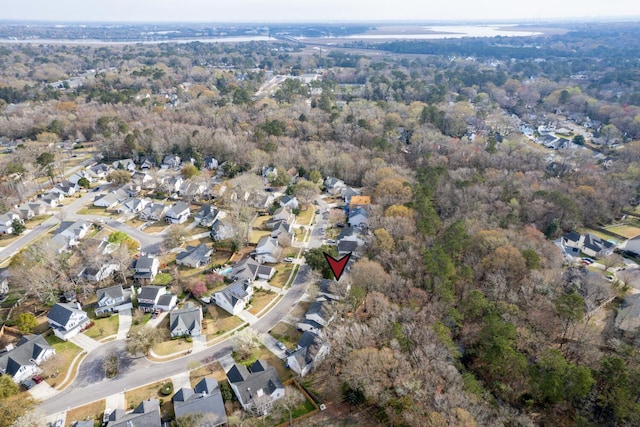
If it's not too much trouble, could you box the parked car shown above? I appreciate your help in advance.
[276,341,286,351]
[20,379,36,390]
[283,257,294,263]
[581,257,595,264]
[326,239,336,244]
[32,374,44,384]
[103,409,112,423]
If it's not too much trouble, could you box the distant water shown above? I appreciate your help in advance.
[0,35,272,44]
[345,25,542,39]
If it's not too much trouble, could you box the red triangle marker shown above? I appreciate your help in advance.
[323,252,351,281]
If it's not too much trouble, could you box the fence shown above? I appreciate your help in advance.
[273,378,321,427]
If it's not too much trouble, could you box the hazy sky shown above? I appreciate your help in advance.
[1,0,639,23]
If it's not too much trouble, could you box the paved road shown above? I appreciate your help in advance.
[39,264,312,415]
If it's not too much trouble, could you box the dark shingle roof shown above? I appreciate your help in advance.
[0,335,52,377]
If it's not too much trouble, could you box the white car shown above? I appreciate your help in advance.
[103,409,112,423]
[276,341,286,351]
[283,257,294,263]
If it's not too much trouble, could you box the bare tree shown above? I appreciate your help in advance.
[102,348,119,378]
[232,328,261,361]
[274,386,305,426]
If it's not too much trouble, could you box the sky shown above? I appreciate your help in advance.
[1,0,639,23]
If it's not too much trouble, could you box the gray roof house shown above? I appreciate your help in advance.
[55,219,90,242]
[213,280,253,315]
[271,206,294,225]
[139,203,167,222]
[95,285,133,316]
[107,399,161,427]
[170,303,203,338]
[324,177,345,194]
[161,154,181,170]
[117,197,151,214]
[93,188,128,208]
[231,257,275,282]
[78,262,119,283]
[226,360,285,414]
[615,293,640,334]
[165,201,191,224]
[176,244,213,268]
[279,195,299,210]
[270,220,293,240]
[173,377,227,426]
[0,334,55,383]
[133,256,160,282]
[112,158,136,172]
[254,236,282,264]
[47,302,90,341]
[287,331,330,377]
[195,204,220,227]
[305,300,335,327]
[137,285,175,312]
[210,219,235,241]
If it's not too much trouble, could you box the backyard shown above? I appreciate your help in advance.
[606,224,640,239]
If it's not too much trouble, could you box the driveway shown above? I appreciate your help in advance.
[116,308,132,340]
[39,264,313,415]
[69,334,102,352]
[29,381,59,400]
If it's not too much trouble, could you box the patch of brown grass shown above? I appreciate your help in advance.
[65,399,105,427]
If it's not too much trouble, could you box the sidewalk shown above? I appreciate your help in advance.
[236,310,259,325]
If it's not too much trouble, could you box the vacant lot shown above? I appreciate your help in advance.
[76,206,110,216]
[607,224,640,239]
[270,322,303,349]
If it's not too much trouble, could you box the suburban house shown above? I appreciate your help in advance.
[615,293,640,336]
[139,203,167,222]
[169,303,202,337]
[112,158,136,172]
[231,257,275,282]
[337,240,359,256]
[210,219,235,241]
[138,156,155,170]
[204,157,219,170]
[68,170,94,185]
[172,377,227,427]
[341,186,361,204]
[107,399,161,427]
[131,171,154,187]
[165,201,191,224]
[213,280,253,315]
[40,192,63,207]
[161,154,181,170]
[621,234,640,256]
[117,197,151,214]
[270,221,293,241]
[226,360,285,413]
[47,302,90,341]
[47,234,73,253]
[254,236,282,264]
[164,176,184,193]
[56,219,90,241]
[561,231,615,258]
[0,334,55,383]
[176,243,213,268]
[93,188,128,208]
[50,181,79,197]
[348,207,369,228]
[324,177,346,195]
[180,181,207,200]
[304,301,335,328]
[271,206,294,226]
[94,285,133,316]
[137,285,176,312]
[195,204,220,227]
[279,195,299,210]
[0,212,22,234]
[287,331,330,377]
[78,262,119,283]
[13,204,34,221]
[317,279,347,302]
[262,166,277,180]
[89,163,111,178]
[133,255,160,282]
[348,195,371,211]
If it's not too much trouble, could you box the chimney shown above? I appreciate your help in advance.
[76,302,82,310]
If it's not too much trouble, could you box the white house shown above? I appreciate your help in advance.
[139,203,167,222]
[213,280,253,315]
[226,360,285,414]
[254,236,282,264]
[324,177,346,195]
[68,170,94,185]
[348,207,369,228]
[161,155,181,170]
[621,235,640,256]
[93,188,128,208]
[279,195,299,210]
[137,285,177,312]
[94,285,133,316]
[112,158,136,172]
[0,212,22,235]
[50,181,79,197]
[117,197,151,214]
[55,220,90,242]
[47,302,90,341]
[0,335,55,383]
[165,202,191,224]
[210,219,235,241]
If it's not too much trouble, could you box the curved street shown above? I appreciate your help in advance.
[39,265,312,415]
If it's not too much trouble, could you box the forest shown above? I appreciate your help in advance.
[1,22,640,426]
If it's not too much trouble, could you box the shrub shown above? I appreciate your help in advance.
[185,335,193,343]
[160,383,173,396]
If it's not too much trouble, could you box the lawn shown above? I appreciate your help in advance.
[144,220,169,234]
[270,322,303,349]
[243,346,294,382]
[126,218,146,228]
[607,224,640,239]
[189,362,227,385]
[84,314,120,340]
[43,335,83,388]
[76,206,110,216]
[65,399,105,427]
[252,215,271,230]
[249,229,271,244]
[153,337,193,356]
[577,228,621,244]
[248,289,277,315]
[25,215,50,228]
[270,263,294,288]
[0,233,22,247]
[204,305,244,339]
[210,250,232,267]
[152,273,173,285]
[296,207,314,225]
[125,379,169,410]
